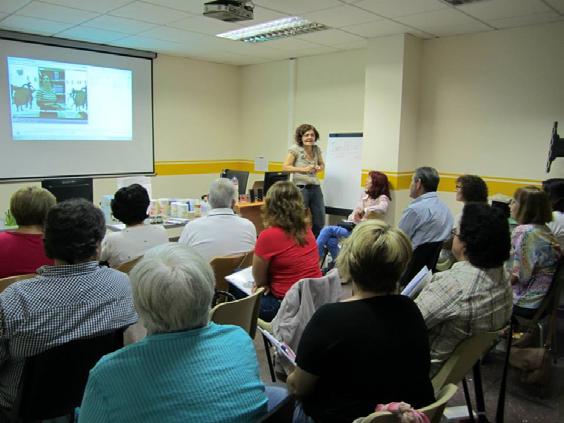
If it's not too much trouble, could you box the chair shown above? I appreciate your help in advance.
[115,256,143,274]
[513,259,564,347]
[354,383,458,423]
[209,287,264,338]
[0,273,35,293]
[210,250,254,292]
[431,329,503,423]
[14,328,125,422]
[400,241,444,287]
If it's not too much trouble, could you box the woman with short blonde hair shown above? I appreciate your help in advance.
[287,220,434,423]
[253,181,321,321]
[509,186,561,317]
[0,186,56,278]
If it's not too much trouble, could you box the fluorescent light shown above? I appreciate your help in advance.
[217,16,328,43]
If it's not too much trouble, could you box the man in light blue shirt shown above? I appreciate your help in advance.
[398,167,454,249]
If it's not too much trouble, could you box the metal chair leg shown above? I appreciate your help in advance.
[262,334,276,382]
[462,377,475,422]
[496,320,513,423]
[473,360,488,422]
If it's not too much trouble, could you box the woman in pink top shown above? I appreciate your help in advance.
[0,187,56,278]
[317,171,391,263]
[253,181,322,321]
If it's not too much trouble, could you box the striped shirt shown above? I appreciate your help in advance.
[415,261,513,376]
[0,262,138,409]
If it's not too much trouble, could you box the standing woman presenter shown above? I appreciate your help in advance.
[283,124,325,237]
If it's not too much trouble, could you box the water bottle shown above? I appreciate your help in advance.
[231,177,239,203]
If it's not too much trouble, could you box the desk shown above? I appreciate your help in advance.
[236,201,264,235]
[106,219,188,242]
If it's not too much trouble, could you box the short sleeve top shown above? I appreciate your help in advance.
[0,232,53,278]
[288,144,322,186]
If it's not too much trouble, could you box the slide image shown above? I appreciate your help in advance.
[9,60,88,123]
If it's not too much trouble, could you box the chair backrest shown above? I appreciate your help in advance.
[431,329,501,392]
[115,256,143,274]
[354,383,457,423]
[210,287,264,338]
[210,250,254,291]
[400,241,444,287]
[0,273,35,293]
[522,258,564,324]
[16,328,125,420]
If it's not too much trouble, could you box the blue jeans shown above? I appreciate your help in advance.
[259,292,282,322]
[292,402,316,423]
[265,384,288,411]
[299,184,325,238]
[316,225,351,260]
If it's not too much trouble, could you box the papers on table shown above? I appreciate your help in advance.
[225,266,254,296]
[401,266,432,299]
[258,327,296,365]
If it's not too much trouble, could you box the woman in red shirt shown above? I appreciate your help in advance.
[0,187,56,278]
[253,181,322,321]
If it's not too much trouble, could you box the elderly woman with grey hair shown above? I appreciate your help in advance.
[79,243,268,422]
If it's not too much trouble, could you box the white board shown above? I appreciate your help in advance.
[323,133,363,215]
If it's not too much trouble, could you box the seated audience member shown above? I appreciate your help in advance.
[415,203,513,376]
[0,187,56,278]
[79,243,268,422]
[316,170,390,262]
[437,174,488,271]
[0,199,138,416]
[287,220,435,423]
[508,186,561,317]
[398,166,454,250]
[100,184,168,268]
[253,181,321,321]
[543,178,564,249]
[179,178,256,262]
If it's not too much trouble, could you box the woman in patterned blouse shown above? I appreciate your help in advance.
[509,186,561,317]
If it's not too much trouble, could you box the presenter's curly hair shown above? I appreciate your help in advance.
[111,184,150,225]
[458,203,510,268]
[294,124,319,146]
[44,199,106,264]
[262,181,308,246]
[456,175,488,203]
[366,171,391,201]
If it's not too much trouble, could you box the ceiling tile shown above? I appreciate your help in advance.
[545,0,564,13]
[266,37,324,51]
[396,8,492,36]
[488,12,563,29]
[458,0,552,22]
[15,1,97,24]
[109,2,192,25]
[137,26,205,43]
[332,38,367,50]
[249,5,289,24]
[342,18,412,37]
[142,0,202,14]
[291,45,340,57]
[56,25,128,43]
[302,4,381,27]
[0,0,32,14]
[86,15,157,34]
[297,28,365,46]
[253,0,342,15]
[168,15,240,35]
[41,0,132,13]
[0,14,72,35]
[354,0,448,18]
[114,35,182,54]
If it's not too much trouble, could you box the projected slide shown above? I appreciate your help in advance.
[8,57,132,141]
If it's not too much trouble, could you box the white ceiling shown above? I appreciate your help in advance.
[0,0,563,65]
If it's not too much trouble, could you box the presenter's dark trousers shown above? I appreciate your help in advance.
[297,184,325,238]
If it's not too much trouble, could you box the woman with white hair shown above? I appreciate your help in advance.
[287,220,435,423]
[79,243,268,422]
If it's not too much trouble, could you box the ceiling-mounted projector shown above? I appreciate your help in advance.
[203,0,254,22]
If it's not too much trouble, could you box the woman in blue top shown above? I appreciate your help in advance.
[79,243,268,422]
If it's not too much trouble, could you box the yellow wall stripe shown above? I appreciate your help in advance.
[155,160,541,196]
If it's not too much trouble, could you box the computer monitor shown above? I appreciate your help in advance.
[263,172,290,196]
[220,169,249,196]
[41,178,93,203]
